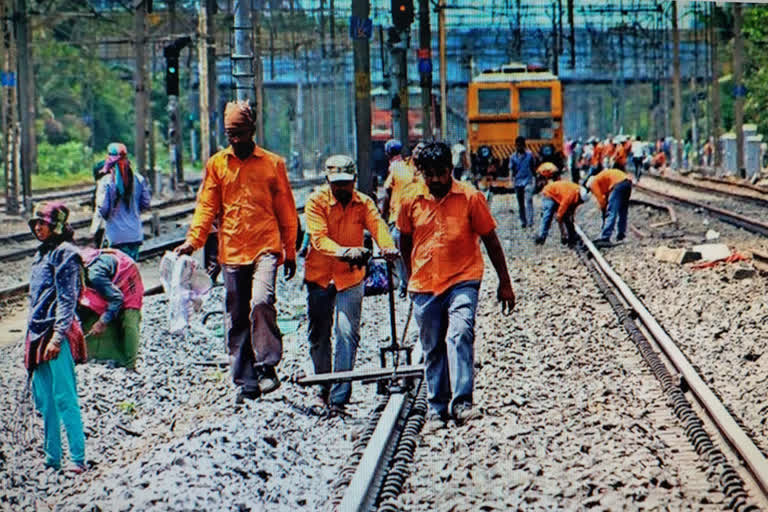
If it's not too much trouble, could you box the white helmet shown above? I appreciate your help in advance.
[585,176,595,190]
[325,154,357,182]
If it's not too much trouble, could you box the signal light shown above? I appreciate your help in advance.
[391,0,414,31]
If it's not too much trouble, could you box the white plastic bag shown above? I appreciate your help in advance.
[160,251,213,334]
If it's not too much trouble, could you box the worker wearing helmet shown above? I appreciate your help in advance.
[534,179,590,247]
[587,168,633,247]
[304,155,399,416]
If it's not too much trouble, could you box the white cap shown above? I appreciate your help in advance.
[325,154,357,182]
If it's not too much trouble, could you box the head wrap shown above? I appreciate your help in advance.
[28,201,72,237]
[224,100,256,132]
[104,142,134,207]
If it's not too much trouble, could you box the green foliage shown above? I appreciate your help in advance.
[33,36,135,153]
[36,141,94,176]
[117,400,137,415]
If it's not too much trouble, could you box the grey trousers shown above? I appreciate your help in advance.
[223,253,282,392]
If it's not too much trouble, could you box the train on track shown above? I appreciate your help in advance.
[466,62,563,192]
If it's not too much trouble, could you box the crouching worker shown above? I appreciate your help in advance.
[398,142,515,430]
[587,168,632,247]
[78,248,144,370]
[25,202,87,474]
[304,155,399,416]
[534,181,590,247]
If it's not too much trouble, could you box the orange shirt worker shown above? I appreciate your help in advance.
[175,100,298,404]
[587,168,632,246]
[304,155,398,415]
[534,180,590,247]
[397,142,515,429]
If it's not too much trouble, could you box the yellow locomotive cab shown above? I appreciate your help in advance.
[466,63,563,191]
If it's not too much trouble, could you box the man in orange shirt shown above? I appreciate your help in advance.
[175,100,298,404]
[382,143,422,298]
[534,179,590,247]
[304,155,399,415]
[398,142,515,428]
[587,168,632,246]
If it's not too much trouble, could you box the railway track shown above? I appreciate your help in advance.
[635,182,768,238]
[646,172,768,208]
[0,179,321,303]
[576,226,768,509]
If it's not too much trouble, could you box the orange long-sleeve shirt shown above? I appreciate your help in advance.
[304,185,394,290]
[186,145,298,264]
[589,168,630,211]
[541,181,582,221]
[384,159,421,224]
[397,180,497,295]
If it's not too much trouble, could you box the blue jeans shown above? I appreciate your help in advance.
[390,225,408,293]
[515,183,535,227]
[306,281,364,406]
[32,339,86,468]
[600,180,632,240]
[538,197,558,240]
[411,281,480,416]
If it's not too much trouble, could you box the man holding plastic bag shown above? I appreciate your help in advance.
[175,100,298,404]
[304,155,399,415]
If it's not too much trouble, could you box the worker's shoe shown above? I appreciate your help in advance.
[533,236,545,245]
[616,234,626,242]
[257,366,281,395]
[235,388,261,406]
[328,403,347,418]
[309,394,328,416]
[64,462,88,476]
[451,401,481,425]
[423,409,449,434]
[592,238,612,248]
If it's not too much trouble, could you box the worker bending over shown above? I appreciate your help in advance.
[587,168,633,247]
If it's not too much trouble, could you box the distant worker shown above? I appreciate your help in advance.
[651,150,667,170]
[587,137,604,182]
[509,136,537,228]
[451,139,470,180]
[175,100,298,405]
[98,143,152,261]
[25,202,87,474]
[304,155,399,415]
[534,179,590,247]
[611,136,629,171]
[78,247,144,370]
[398,142,515,429]
[382,140,421,298]
[630,137,645,180]
[587,168,633,247]
[701,138,714,167]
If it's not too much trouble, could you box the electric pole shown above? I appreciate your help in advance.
[438,0,447,139]
[418,0,432,140]
[134,0,148,187]
[352,0,372,195]
[1,0,19,215]
[15,0,32,210]
[198,0,216,164]
[733,2,745,177]
[672,0,682,168]
[710,2,722,168]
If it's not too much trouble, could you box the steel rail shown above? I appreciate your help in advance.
[646,173,768,207]
[339,344,424,512]
[576,224,768,498]
[635,183,768,237]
